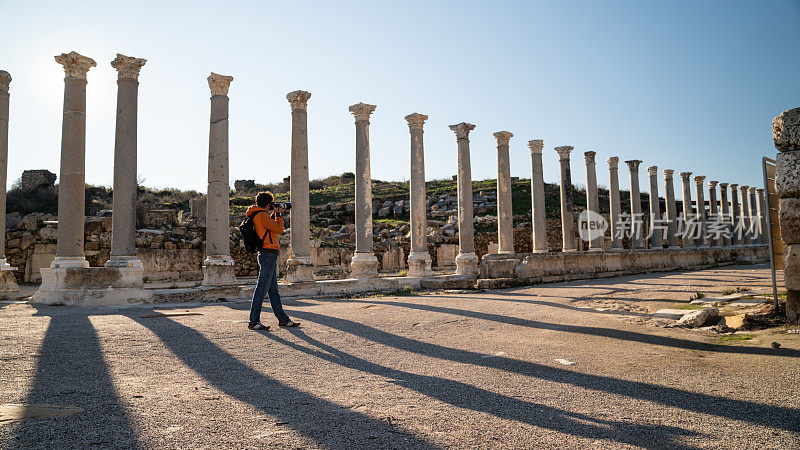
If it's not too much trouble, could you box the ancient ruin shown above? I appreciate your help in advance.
[0,51,780,317]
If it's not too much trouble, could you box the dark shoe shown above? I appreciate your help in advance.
[248,322,270,330]
[278,321,300,327]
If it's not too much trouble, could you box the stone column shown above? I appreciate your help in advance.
[584,151,602,251]
[707,181,720,247]
[680,172,694,248]
[52,52,96,269]
[405,113,432,276]
[719,183,731,247]
[556,146,576,252]
[749,186,760,244]
[647,165,663,249]
[0,70,18,292]
[349,103,379,278]
[286,90,314,282]
[494,131,514,254]
[663,170,679,249]
[202,73,237,286]
[739,185,752,246]
[626,160,643,249]
[757,188,768,245]
[450,123,479,275]
[773,107,800,321]
[608,157,623,249]
[694,176,708,247]
[730,183,741,246]
[529,140,548,253]
[106,54,146,274]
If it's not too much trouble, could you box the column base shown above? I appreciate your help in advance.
[105,256,144,269]
[455,252,479,277]
[562,248,578,253]
[0,261,19,293]
[350,252,378,279]
[202,257,238,286]
[50,256,90,269]
[286,257,314,283]
[588,247,603,252]
[32,266,153,306]
[407,251,432,278]
[531,249,549,254]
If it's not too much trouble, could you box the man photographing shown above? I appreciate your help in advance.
[246,191,300,330]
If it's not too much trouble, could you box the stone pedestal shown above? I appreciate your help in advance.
[730,183,741,246]
[530,140,548,253]
[695,176,708,247]
[680,172,694,248]
[773,107,800,321]
[663,169,680,249]
[202,73,237,286]
[719,183,731,247]
[494,131,514,254]
[406,113,432,277]
[585,152,602,251]
[556,146,576,252]
[107,54,146,273]
[350,103,378,278]
[450,123,479,276]
[647,165,662,249]
[32,266,153,306]
[626,160,643,249]
[608,157,623,249]
[0,71,19,293]
[286,90,314,282]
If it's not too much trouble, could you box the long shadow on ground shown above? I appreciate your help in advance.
[265,329,698,448]
[284,308,800,434]
[128,313,437,449]
[336,296,800,358]
[9,310,140,449]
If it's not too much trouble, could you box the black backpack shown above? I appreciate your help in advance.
[239,210,267,253]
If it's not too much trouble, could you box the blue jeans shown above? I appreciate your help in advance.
[249,252,290,324]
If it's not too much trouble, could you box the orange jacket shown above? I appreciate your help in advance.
[246,205,284,251]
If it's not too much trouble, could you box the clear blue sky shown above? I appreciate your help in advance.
[1,0,798,198]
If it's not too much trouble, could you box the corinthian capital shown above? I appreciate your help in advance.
[208,72,233,96]
[528,140,543,154]
[748,186,757,193]
[555,145,573,159]
[493,131,513,146]
[663,169,674,179]
[287,90,311,111]
[349,102,376,122]
[625,160,642,172]
[54,51,96,79]
[111,54,147,80]
[0,71,10,91]
[449,122,475,140]
[694,175,706,184]
[719,182,728,189]
[607,156,619,169]
[404,113,428,131]
[739,185,749,192]
[708,180,718,188]
[647,165,658,176]
[680,172,693,182]
[730,183,738,190]
[584,151,596,163]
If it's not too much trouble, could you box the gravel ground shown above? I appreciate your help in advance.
[1,264,798,449]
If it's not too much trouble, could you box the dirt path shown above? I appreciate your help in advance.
[1,264,798,448]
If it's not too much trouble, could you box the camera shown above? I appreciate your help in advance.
[270,201,292,211]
